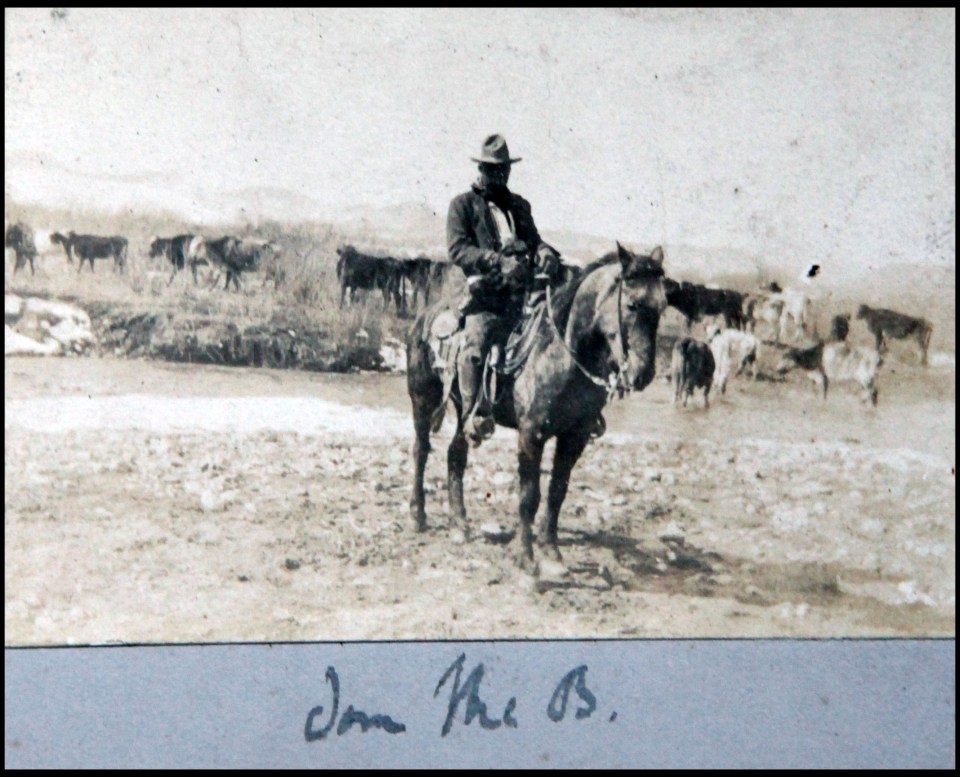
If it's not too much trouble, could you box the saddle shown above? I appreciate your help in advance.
[421,306,465,432]
[501,292,546,376]
[421,296,545,434]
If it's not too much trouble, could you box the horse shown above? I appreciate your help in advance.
[406,242,668,571]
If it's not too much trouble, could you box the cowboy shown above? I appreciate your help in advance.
[447,134,562,445]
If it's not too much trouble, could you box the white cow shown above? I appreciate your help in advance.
[776,340,881,406]
[707,326,760,394]
[776,287,811,342]
[744,287,810,343]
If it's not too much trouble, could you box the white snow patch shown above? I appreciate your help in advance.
[4,395,415,438]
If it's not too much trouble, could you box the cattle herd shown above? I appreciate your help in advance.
[5,220,452,316]
[666,277,935,408]
[335,244,450,315]
[5,219,938,403]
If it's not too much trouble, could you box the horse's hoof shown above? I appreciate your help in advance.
[511,549,538,576]
[537,541,563,563]
[411,511,428,533]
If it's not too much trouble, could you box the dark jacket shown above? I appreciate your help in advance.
[447,186,543,276]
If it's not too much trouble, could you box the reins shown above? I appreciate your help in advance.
[545,270,630,402]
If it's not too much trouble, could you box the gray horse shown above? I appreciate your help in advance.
[406,243,668,571]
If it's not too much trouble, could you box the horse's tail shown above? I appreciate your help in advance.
[336,253,345,282]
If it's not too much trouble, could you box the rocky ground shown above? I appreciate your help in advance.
[4,354,955,644]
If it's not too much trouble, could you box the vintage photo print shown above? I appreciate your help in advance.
[5,9,955,645]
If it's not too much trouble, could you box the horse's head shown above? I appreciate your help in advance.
[592,243,668,393]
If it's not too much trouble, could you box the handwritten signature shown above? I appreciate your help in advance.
[304,654,605,741]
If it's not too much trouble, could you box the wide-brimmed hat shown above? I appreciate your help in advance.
[471,134,522,165]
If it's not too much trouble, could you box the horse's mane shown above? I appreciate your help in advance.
[548,251,621,331]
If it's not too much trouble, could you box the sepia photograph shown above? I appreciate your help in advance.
[5,8,955,645]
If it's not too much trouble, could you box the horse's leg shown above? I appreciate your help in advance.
[704,381,712,409]
[515,428,545,570]
[540,430,591,561]
[447,417,470,541]
[408,337,443,531]
[410,400,433,532]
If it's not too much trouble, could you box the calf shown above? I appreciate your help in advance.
[671,337,716,408]
[707,326,760,394]
[776,340,881,406]
[5,222,38,275]
[856,304,932,366]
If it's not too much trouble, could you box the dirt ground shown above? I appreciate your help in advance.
[4,352,955,644]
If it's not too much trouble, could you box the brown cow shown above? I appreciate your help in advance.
[856,304,933,366]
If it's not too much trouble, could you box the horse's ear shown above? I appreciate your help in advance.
[650,246,664,265]
[616,241,632,266]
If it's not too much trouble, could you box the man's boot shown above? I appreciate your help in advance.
[460,353,495,446]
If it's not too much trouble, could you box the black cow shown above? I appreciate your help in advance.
[198,236,277,291]
[671,337,716,408]
[665,279,745,330]
[64,232,128,273]
[5,222,38,275]
[856,304,933,366]
[399,257,449,311]
[335,245,404,312]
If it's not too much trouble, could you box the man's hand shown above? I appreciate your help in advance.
[500,238,529,257]
[478,252,502,274]
[498,254,521,278]
[536,245,562,278]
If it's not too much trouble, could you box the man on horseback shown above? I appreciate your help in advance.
[447,134,563,445]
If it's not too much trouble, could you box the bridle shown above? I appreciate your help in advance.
[545,269,631,402]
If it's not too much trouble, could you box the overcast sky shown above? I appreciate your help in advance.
[4,8,956,274]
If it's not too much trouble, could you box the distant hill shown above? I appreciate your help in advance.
[4,165,954,348]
